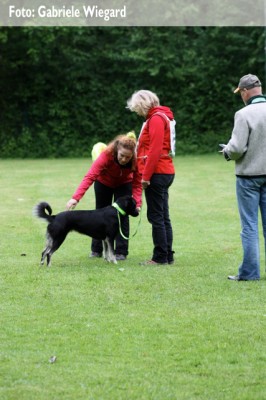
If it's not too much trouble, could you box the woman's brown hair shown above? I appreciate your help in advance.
[105,135,137,171]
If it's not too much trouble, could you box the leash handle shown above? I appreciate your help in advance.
[117,208,142,240]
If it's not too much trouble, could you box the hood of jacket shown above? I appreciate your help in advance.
[147,106,174,120]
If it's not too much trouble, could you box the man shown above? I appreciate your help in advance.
[221,74,266,281]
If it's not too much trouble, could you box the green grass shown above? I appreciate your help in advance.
[1,155,266,400]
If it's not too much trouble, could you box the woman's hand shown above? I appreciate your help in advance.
[141,180,150,190]
[66,198,78,210]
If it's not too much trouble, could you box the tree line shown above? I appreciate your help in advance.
[0,26,264,158]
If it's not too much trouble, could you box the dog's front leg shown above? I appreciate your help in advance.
[103,238,117,264]
[102,239,108,261]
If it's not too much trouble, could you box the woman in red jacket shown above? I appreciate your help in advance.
[127,90,175,265]
[66,135,142,260]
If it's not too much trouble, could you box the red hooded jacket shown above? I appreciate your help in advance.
[72,151,142,207]
[137,106,175,181]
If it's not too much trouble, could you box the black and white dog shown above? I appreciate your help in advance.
[34,195,139,266]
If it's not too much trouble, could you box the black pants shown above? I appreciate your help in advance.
[144,174,175,263]
[91,180,132,255]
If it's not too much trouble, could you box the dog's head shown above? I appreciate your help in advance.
[114,195,139,217]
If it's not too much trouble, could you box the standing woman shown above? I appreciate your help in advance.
[127,90,175,265]
[66,135,142,261]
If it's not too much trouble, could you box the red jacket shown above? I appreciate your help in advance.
[72,151,142,207]
[137,106,175,181]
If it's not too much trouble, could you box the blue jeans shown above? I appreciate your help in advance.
[144,174,175,263]
[236,176,266,280]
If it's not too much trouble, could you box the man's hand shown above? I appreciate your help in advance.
[218,144,231,161]
[218,144,226,153]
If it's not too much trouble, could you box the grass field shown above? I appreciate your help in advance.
[1,155,266,400]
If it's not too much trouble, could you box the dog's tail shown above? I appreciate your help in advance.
[33,202,54,223]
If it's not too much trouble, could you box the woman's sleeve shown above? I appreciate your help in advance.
[142,115,165,181]
[132,168,143,207]
[72,152,107,201]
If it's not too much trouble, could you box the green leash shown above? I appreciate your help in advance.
[112,202,142,240]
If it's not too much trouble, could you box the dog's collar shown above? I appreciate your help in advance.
[112,202,126,216]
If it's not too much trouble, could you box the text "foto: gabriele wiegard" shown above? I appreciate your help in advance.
[9,5,127,21]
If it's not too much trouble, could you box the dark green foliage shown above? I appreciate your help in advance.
[0,27,264,157]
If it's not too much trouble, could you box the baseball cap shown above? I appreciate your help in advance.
[234,74,261,93]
